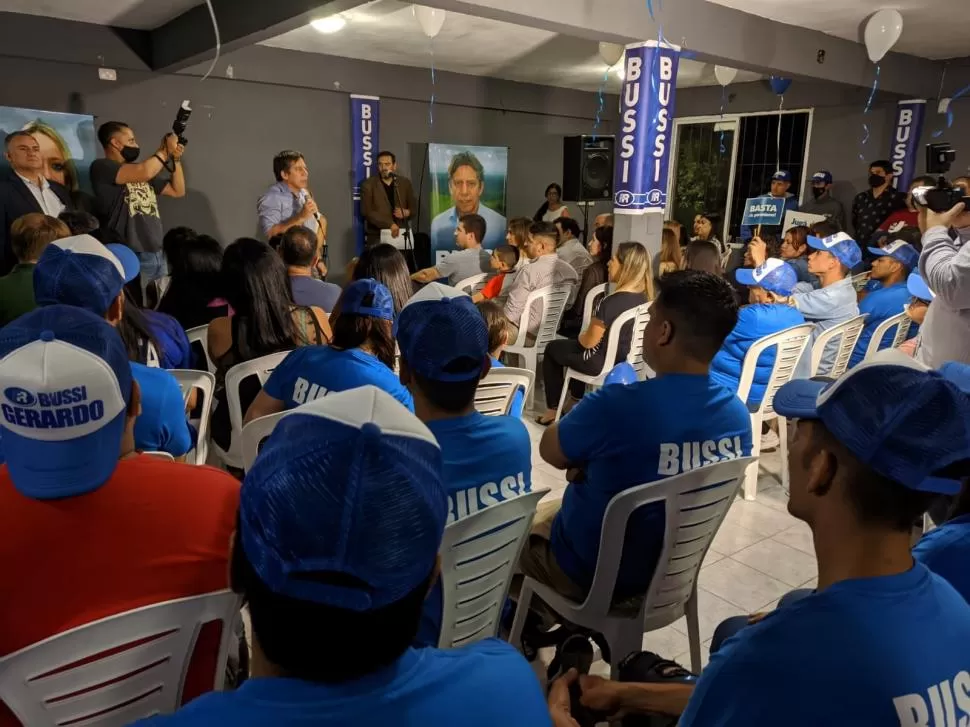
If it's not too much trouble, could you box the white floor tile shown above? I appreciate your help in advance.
[674,639,712,672]
[731,539,818,588]
[771,523,816,556]
[723,498,800,538]
[641,624,690,658]
[752,484,792,514]
[698,558,792,612]
[708,521,765,556]
[668,587,749,643]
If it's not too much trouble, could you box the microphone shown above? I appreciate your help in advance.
[305,189,323,223]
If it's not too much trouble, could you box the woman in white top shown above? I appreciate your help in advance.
[535,183,570,223]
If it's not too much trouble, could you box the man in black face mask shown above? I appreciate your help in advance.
[89,122,186,293]
[851,159,906,255]
[801,170,846,231]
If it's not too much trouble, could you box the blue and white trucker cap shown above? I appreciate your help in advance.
[806,231,863,269]
[868,240,919,271]
[734,258,798,296]
[34,234,128,316]
[0,305,133,499]
[773,350,970,494]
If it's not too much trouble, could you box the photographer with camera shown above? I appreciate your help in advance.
[90,122,186,288]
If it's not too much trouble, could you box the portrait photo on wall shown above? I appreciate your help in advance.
[0,106,100,202]
[428,143,508,255]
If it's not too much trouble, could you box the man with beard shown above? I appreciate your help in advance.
[360,150,416,247]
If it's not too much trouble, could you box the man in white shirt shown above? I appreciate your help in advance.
[555,217,594,277]
[1,131,72,274]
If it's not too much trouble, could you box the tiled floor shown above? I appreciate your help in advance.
[520,399,816,676]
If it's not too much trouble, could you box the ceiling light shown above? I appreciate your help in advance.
[311,16,347,33]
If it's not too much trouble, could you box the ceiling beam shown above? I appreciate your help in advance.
[150,0,370,73]
[419,0,945,98]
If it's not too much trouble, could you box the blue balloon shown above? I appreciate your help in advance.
[769,76,792,96]
[604,362,638,387]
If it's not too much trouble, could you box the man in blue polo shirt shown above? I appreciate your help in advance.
[136,387,550,727]
[519,271,752,607]
[33,234,192,458]
[848,239,919,366]
[396,283,533,646]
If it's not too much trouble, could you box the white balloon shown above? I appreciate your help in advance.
[598,42,624,68]
[863,9,903,63]
[413,5,446,39]
[714,65,738,87]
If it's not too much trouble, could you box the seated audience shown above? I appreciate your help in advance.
[558,352,970,726]
[504,222,579,341]
[876,175,936,239]
[157,228,230,330]
[0,213,70,326]
[279,225,341,312]
[655,226,684,280]
[506,216,532,267]
[849,239,919,366]
[351,242,414,314]
[476,299,525,418]
[0,306,239,722]
[538,242,653,425]
[753,230,860,375]
[899,271,934,357]
[560,225,612,337]
[57,209,100,236]
[710,258,805,408]
[519,271,751,608]
[33,235,193,458]
[691,211,724,256]
[664,218,689,248]
[779,225,814,285]
[555,217,593,277]
[473,244,518,303]
[209,238,330,452]
[594,212,613,230]
[397,284,532,645]
[135,387,548,726]
[244,279,409,422]
[412,213,490,287]
[684,239,722,275]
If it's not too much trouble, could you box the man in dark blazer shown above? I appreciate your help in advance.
[360,150,417,247]
[1,131,73,274]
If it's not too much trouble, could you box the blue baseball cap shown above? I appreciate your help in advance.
[0,305,133,500]
[239,386,446,610]
[811,170,833,184]
[105,243,140,283]
[773,350,970,494]
[34,234,128,316]
[772,170,792,182]
[907,271,934,301]
[867,240,919,271]
[734,258,798,296]
[341,278,394,321]
[806,231,863,269]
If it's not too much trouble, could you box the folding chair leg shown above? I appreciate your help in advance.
[554,371,572,422]
[779,417,790,492]
[742,413,762,501]
[686,586,702,674]
[508,581,534,653]
[608,621,645,680]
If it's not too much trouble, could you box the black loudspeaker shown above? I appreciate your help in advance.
[562,135,615,202]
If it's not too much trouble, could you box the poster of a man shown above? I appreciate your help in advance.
[429,145,507,255]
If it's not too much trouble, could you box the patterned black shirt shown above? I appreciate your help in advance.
[851,187,906,247]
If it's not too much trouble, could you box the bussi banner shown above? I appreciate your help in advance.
[613,40,681,214]
[889,99,926,191]
[350,95,380,255]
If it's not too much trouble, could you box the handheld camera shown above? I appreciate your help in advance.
[172,100,192,146]
[911,143,969,213]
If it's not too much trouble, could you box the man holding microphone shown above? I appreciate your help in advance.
[360,150,416,247]
[258,150,327,255]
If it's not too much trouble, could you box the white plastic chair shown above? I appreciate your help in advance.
[474,367,534,416]
[169,369,216,466]
[579,282,611,333]
[212,351,290,469]
[454,273,489,296]
[735,323,814,500]
[863,311,913,360]
[509,457,756,675]
[504,284,572,386]
[438,490,547,649]
[0,591,240,727]
[143,451,175,461]
[850,272,871,292]
[241,411,286,473]
[810,314,867,377]
[628,303,654,380]
[186,325,215,375]
[553,304,646,422]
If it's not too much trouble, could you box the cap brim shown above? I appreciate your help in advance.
[867,247,891,257]
[734,268,758,286]
[912,476,963,496]
[806,236,826,251]
[1,411,125,499]
[105,244,140,284]
[773,379,828,419]
[907,274,933,301]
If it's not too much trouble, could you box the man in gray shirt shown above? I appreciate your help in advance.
[412,213,490,287]
[554,217,594,278]
[801,170,846,231]
[916,202,970,367]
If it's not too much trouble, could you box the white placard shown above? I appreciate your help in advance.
[783,210,827,233]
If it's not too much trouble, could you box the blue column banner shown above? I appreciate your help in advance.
[889,99,926,191]
[350,94,380,255]
[613,40,681,214]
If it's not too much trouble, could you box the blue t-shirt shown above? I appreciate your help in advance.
[913,514,970,604]
[489,356,525,418]
[553,375,752,596]
[262,346,413,410]
[849,281,914,367]
[143,309,192,369]
[132,362,193,457]
[680,564,970,726]
[415,411,533,646]
[290,275,342,312]
[133,639,551,727]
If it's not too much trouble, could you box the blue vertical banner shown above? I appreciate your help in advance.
[888,99,926,191]
[613,40,680,214]
[350,94,380,255]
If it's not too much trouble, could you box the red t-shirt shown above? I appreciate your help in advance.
[878,208,919,235]
[0,455,240,726]
[480,272,507,300]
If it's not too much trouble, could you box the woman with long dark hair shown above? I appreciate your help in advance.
[157,228,229,329]
[244,278,411,423]
[560,225,613,336]
[351,243,414,314]
[534,183,570,223]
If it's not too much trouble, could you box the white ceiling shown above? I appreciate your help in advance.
[261,2,764,92]
[706,0,970,60]
[0,0,201,29]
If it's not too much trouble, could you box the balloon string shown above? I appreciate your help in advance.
[428,39,436,134]
[932,82,970,138]
[199,0,221,82]
[719,86,727,155]
[776,95,784,168]
[859,64,880,160]
[593,66,610,136]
